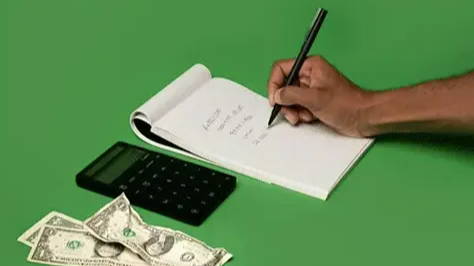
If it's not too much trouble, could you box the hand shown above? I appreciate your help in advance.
[267,55,372,137]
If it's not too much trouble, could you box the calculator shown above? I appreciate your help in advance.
[76,142,236,225]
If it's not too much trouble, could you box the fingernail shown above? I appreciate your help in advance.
[301,112,312,121]
[274,91,280,104]
[285,113,297,125]
[269,95,275,106]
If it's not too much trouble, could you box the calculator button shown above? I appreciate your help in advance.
[177,204,184,210]
[141,153,150,161]
[208,192,215,198]
[152,174,159,179]
[200,200,207,206]
[128,177,137,183]
[160,166,167,172]
[166,178,173,184]
[194,187,200,193]
[171,191,178,196]
[138,169,145,175]
[146,160,155,168]
[190,208,199,215]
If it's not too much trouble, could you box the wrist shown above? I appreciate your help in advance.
[358,88,417,136]
[357,90,394,137]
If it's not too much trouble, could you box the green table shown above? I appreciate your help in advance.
[4,0,474,265]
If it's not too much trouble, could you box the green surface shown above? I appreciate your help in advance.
[4,0,474,265]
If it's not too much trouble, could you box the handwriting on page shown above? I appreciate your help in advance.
[202,105,268,145]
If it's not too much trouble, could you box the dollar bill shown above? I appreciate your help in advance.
[27,225,148,266]
[84,193,232,266]
[18,211,83,247]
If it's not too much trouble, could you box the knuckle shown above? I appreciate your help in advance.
[310,55,322,62]
[279,88,290,100]
[312,68,324,82]
[313,55,323,60]
[278,90,293,104]
[271,59,285,68]
[310,55,327,65]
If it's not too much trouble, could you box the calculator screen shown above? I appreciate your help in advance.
[94,148,145,184]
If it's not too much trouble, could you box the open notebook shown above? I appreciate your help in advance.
[130,64,373,200]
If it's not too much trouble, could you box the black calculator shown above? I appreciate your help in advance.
[76,142,236,225]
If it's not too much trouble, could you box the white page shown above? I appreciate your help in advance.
[154,78,372,199]
[130,64,212,159]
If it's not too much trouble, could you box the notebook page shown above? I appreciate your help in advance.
[154,78,372,199]
[131,64,211,125]
[130,64,212,159]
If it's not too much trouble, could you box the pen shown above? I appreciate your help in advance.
[267,7,328,127]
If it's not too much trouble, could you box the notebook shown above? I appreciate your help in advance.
[130,64,373,200]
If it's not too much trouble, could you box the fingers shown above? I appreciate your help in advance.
[281,106,315,125]
[298,108,314,122]
[267,57,321,106]
[299,76,311,88]
[274,85,317,110]
[281,107,299,125]
[267,59,295,106]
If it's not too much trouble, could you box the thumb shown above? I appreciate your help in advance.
[274,86,315,109]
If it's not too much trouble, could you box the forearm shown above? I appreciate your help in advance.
[360,72,474,136]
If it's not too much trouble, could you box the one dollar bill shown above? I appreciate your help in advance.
[17,211,83,247]
[84,193,232,266]
[27,225,148,266]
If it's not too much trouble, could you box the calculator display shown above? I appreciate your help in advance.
[94,148,145,184]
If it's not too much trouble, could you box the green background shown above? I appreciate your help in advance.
[4,0,474,265]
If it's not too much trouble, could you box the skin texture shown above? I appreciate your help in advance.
[267,55,474,137]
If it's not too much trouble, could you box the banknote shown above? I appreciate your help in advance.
[27,225,148,266]
[17,211,83,247]
[84,193,232,266]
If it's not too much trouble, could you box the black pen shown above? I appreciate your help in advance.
[267,8,328,127]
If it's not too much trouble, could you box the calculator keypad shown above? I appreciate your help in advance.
[112,150,236,225]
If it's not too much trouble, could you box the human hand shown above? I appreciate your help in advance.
[267,55,373,137]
